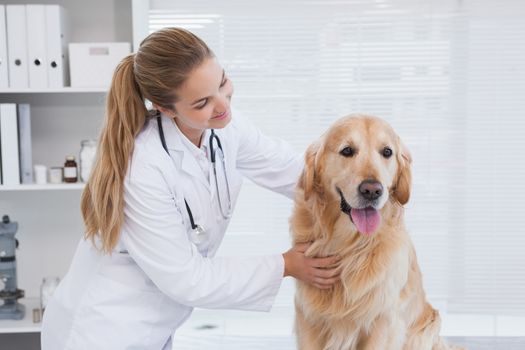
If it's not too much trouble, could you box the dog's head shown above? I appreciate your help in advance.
[300,115,411,236]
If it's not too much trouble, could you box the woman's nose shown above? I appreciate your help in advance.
[216,94,230,113]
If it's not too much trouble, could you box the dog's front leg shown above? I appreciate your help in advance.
[295,306,328,350]
[360,315,405,350]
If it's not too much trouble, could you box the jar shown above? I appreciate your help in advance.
[33,164,47,185]
[49,166,63,184]
[40,276,60,313]
[63,155,78,183]
[79,139,97,182]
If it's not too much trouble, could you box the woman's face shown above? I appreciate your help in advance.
[168,57,234,145]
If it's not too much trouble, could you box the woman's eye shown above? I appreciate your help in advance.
[220,78,228,87]
[196,99,208,109]
[382,147,393,158]
[340,146,355,157]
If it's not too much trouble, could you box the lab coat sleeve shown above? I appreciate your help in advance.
[232,112,304,199]
[120,153,284,311]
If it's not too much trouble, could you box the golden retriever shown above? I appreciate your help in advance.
[291,115,464,350]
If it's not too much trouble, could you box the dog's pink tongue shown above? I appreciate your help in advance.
[350,207,381,235]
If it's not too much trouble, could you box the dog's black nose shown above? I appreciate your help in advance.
[359,180,383,201]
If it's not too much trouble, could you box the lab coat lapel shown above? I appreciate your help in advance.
[160,115,210,191]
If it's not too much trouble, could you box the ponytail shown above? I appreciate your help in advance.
[81,28,213,253]
[81,54,147,253]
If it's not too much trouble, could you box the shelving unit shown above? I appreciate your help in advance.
[0,183,85,191]
[0,87,107,94]
[0,0,133,347]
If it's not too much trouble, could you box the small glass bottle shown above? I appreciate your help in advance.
[79,139,97,183]
[63,155,78,183]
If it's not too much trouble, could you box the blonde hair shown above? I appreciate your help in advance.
[81,28,213,253]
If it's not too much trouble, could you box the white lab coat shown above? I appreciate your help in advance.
[41,111,303,350]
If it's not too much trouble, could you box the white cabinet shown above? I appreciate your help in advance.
[0,0,132,338]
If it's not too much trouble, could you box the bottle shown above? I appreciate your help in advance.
[79,139,97,182]
[63,156,78,183]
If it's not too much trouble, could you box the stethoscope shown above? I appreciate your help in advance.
[157,115,232,242]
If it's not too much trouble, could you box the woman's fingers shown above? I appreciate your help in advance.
[313,266,340,279]
[283,243,343,289]
[309,256,341,288]
[309,255,341,269]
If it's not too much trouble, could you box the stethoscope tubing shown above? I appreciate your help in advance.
[209,132,232,220]
[156,115,232,235]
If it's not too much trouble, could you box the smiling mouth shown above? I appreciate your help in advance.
[336,187,382,235]
[212,110,229,120]
[337,187,353,217]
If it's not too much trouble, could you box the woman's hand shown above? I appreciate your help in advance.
[282,242,341,289]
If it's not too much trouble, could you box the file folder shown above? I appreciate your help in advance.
[0,5,9,88]
[0,103,20,186]
[17,103,32,184]
[0,106,2,183]
[26,5,48,88]
[46,5,68,88]
[0,135,2,184]
[6,5,28,88]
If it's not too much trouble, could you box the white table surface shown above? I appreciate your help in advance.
[171,307,525,350]
[0,298,41,334]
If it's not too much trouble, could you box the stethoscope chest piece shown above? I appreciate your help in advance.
[190,224,207,244]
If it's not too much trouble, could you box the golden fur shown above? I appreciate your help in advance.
[291,115,464,350]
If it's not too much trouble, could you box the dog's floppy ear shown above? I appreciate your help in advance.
[299,141,320,201]
[393,138,412,205]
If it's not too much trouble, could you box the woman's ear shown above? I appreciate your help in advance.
[154,105,177,118]
[394,138,412,205]
[300,142,320,201]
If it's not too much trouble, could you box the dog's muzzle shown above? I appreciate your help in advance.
[336,187,382,235]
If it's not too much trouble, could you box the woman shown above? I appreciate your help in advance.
[41,27,340,349]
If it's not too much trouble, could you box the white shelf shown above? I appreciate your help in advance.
[0,87,107,94]
[0,298,41,334]
[0,183,85,191]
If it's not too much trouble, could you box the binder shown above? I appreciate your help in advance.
[26,5,48,88]
[0,103,20,185]
[6,5,28,88]
[17,103,32,184]
[0,106,2,184]
[0,5,9,88]
[46,5,68,88]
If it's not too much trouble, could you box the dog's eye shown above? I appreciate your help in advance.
[340,146,355,157]
[382,147,393,158]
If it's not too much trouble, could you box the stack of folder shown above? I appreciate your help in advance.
[0,103,32,186]
[0,4,68,89]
